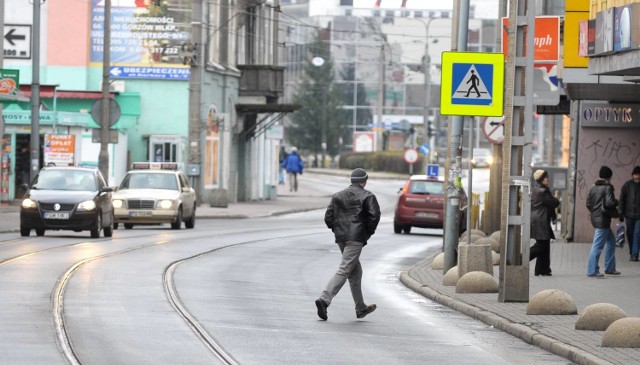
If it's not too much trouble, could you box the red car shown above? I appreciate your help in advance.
[393,175,466,234]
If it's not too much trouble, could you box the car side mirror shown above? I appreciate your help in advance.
[101,187,113,193]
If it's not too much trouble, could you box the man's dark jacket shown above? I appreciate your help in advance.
[619,179,640,220]
[324,184,381,245]
[586,179,618,228]
[531,183,560,241]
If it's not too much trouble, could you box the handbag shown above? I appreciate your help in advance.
[616,223,626,248]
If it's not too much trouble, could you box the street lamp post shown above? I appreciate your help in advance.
[415,18,439,164]
[312,56,327,168]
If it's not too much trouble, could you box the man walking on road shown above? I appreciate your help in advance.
[618,166,640,261]
[315,168,381,321]
[586,166,621,277]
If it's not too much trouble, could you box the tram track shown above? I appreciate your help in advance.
[40,225,322,365]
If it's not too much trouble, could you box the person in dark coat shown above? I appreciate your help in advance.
[280,147,304,192]
[586,166,620,277]
[315,168,381,321]
[529,169,559,276]
[618,166,640,261]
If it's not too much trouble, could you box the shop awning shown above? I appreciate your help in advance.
[20,85,116,99]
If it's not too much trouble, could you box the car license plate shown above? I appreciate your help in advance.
[130,211,153,217]
[416,212,438,218]
[44,212,70,220]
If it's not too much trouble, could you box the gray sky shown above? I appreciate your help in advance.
[352,0,500,19]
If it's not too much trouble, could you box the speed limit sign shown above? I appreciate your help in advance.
[404,148,419,164]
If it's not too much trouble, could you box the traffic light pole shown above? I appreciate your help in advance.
[30,0,41,184]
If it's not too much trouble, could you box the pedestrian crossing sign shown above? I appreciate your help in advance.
[440,52,505,117]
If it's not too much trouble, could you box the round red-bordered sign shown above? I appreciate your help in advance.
[404,148,419,164]
[482,117,505,144]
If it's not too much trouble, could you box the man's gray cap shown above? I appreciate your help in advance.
[351,168,368,183]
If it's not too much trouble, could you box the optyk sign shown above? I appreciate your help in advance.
[580,101,640,128]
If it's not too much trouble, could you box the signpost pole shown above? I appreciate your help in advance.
[443,0,470,274]
[30,0,41,184]
[99,0,111,181]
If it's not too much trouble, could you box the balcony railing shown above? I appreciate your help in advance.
[237,65,284,98]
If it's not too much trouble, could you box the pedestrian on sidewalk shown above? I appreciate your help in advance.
[315,168,381,321]
[280,147,304,192]
[618,166,640,261]
[530,169,559,276]
[586,166,621,277]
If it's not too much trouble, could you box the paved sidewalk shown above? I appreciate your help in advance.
[400,241,640,365]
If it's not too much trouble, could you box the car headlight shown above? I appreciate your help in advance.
[78,200,96,211]
[158,200,174,209]
[487,156,494,165]
[112,199,124,209]
[22,198,37,209]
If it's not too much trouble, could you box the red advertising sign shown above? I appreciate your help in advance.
[44,134,75,166]
[502,16,561,62]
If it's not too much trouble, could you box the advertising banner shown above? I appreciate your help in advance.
[502,16,560,62]
[353,132,375,152]
[614,5,632,52]
[90,0,191,80]
[0,69,19,97]
[44,135,75,166]
[564,11,589,68]
[595,8,614,55]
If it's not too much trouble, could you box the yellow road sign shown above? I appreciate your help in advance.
[440,52,505,117]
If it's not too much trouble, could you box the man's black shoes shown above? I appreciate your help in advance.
[356,304,377,319]
[315,299,328,320]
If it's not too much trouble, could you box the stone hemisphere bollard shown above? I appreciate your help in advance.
[431,252,445,270]
[443,266,459,286]
[526,289,578,315]
[455,271,498,293]
[575,303,627,331]
[490,231,501,242]
[458,235,484,246]
[458,243,492,277]
[474,237,500,253]
[491,250,500,266]
[461,229,486,238]
[602,318,640,347]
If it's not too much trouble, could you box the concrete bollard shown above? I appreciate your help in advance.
[491,250,500,265]
[455,271,498,293]
[575,303,627,331]
[458,244,492,277]
[431,252,444,270]
[474,237,500,252]
[443,266,459,286]
[526,289,577,315]
[490,231,501,242]
[602,317,640,347]
[209,188,229,208]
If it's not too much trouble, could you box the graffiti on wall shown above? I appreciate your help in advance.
[574,129,640,243]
